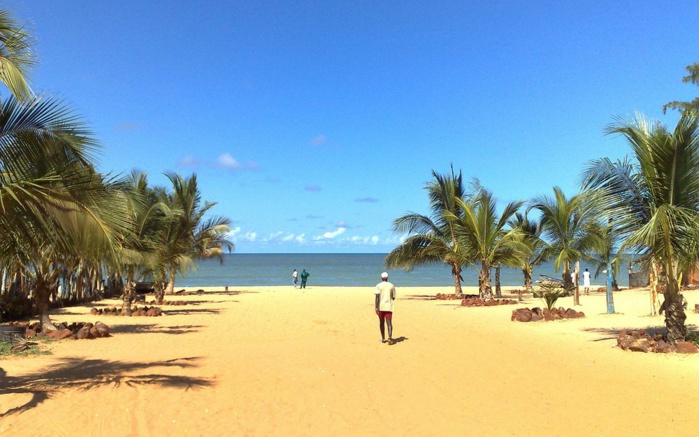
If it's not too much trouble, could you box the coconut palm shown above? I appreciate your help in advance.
[586,221,623,291]
[386,167,470,296]
[162,172,233,295]
[530,187,600,290]
[508,212,549,289]
[663,62,699,114]
[582,112,699,343]
[452,182,527,299]
[0,9,35,102]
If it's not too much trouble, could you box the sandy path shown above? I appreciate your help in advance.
[1,286,698,436]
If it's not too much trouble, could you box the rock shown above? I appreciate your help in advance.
[653,340,674,353]
[146,307,161,316]
[628,339,651,353]
[531,312,543,322]
[617,334,635,349]
[512,308,532,322]
[675,342,699,354]
[94,322,110,337]
[576,311,585,318]
[76,326,94,339]
[90,308,99,315]
[48,328,75,340]
[565,309,578,319]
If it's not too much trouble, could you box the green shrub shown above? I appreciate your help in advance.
[533,282,567,311]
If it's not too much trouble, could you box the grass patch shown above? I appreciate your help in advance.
[0,339,51,356]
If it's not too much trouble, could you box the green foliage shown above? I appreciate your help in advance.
[0,339,49,356]
[533,282,567,311]
[686,331,699,346]
[0,295,32,321]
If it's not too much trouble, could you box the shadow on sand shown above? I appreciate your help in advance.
[581,323,698,342]
[0,356,213,417]
[109,324,204,335]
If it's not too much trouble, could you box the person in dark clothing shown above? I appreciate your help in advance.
[300,269,310,288]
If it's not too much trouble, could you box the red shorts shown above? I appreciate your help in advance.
[377,311,392,319]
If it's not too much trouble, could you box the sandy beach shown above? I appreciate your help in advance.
[1,285,698,436]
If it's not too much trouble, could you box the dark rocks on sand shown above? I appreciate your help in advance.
[461,297,518,307]
[511,307,586,322]
[616,329,698,354]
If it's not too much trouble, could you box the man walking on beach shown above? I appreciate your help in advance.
[292,269,298,288]
[375,271,396,345]
[300,269,310,288]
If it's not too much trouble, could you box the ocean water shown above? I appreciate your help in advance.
[175,253,627,288]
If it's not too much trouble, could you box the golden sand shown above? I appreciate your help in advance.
[1,286,698,436]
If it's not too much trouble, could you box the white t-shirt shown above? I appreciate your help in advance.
[375,281,396,312]
[583,271,591,287]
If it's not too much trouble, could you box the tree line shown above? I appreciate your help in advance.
[0,10,232,329]
[387,65,699,344]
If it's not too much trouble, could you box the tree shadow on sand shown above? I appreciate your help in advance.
[109,324,204,335]
[162,308,222,315]
[0,356,213,417]
[403,294,437,301]
[582,323,698,342]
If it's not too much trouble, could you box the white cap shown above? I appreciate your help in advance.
[381,272,389,279]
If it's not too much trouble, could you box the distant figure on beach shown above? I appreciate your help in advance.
[292,269,298,288]
[300,269,310,288]
[582,268,591,294]
[375,271,396,345]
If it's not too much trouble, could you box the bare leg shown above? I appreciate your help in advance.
[379,316,386,341]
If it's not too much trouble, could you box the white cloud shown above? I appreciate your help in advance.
[227,226,242,238]
[217,153,243,170]
[315,227,346,240]
[244,232,257,241]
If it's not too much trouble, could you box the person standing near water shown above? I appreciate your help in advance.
[300,269,310,288]
[292,269,298,288]
[583,268,591,294]
[375,271,396,345]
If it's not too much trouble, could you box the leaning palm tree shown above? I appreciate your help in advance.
[452,182,528,299]
[582,112,699,343]
[386,167,470,296]
[530,187,600,290]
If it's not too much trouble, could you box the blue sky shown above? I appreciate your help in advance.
[8,0,698,253]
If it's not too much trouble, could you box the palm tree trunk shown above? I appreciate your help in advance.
[35,279,57,331]
[495,265,502,297]
[122,281,134,316]
[451,263,463,297]
[165,267,176,295]
[522,266,532,289]
[154,282,165,305]
[479,261,492,299]
[662,261,687,344]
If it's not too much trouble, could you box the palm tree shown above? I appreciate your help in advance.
[0,95,129,328]
[0,9,35,102]
[508,212,548,290]
[452,182,527,299]
[162,173,233,295]
[586,221,623,291]
[386,167,470,296]
[530,187,600,290]
[582,112,699,343]
[663,62,699,114]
